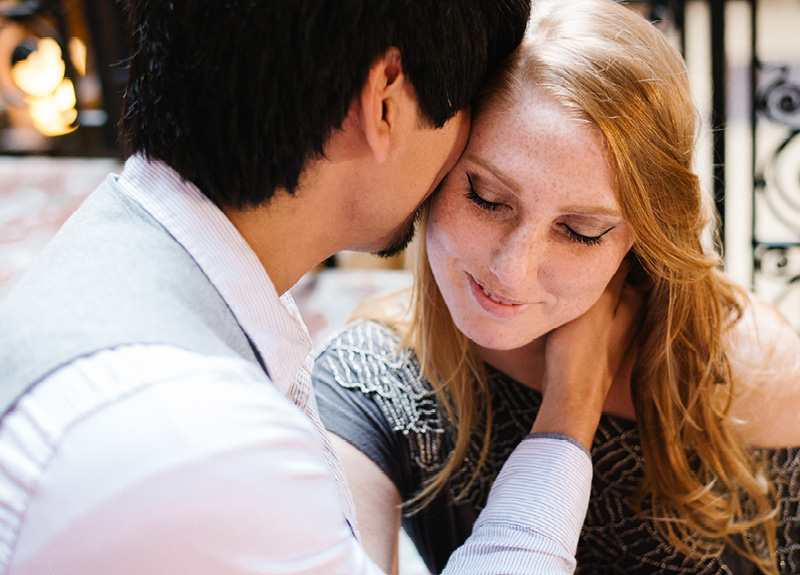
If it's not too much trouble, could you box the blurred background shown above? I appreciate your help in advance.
[1,1,799,332]
[0,2,797,573]
[0,0,124,155]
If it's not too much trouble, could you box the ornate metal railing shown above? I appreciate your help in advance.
[629,0,800,331]
[752,24,800,330]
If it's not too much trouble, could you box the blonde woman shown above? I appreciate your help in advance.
[312,0,800,573]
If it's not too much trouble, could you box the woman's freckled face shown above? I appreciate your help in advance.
[425,89,634,351]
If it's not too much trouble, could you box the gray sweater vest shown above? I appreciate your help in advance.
[0,176,261,415]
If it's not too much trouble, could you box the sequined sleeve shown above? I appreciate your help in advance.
[312,319,448,500]
[763,447,799,574]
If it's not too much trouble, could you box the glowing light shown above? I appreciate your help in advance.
[26,78,78,136]
[68,37,87,76]
[9,38,79,136]
[11,38,64,98]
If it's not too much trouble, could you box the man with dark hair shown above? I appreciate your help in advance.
[0,2,614,574]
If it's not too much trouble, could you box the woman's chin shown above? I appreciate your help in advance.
[459,324,548,352]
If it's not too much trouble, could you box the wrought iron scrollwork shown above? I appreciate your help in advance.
[754,244,800,303]
[754,63,800,330]
[761,130,800,234]
[758,65,800,129]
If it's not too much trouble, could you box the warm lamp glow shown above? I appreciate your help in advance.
[54,77,76,109]
[9,37,79,136]
[11,38,64,98]
[68,38,87,76]
[26,78,77,136]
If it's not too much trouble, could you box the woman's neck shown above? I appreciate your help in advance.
[476,338,547,391]
[476,336,636,420]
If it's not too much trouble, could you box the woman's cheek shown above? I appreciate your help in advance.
[543,252,621,305]
[430,200,485,260]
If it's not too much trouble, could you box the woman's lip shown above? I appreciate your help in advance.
[472,275,524,304]
[468,274,527,317]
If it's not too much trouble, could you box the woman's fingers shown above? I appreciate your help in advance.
[533,259,643,448]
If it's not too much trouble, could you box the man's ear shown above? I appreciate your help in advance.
[359,47,406,164]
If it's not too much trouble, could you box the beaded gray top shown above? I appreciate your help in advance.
[313,319,800,575]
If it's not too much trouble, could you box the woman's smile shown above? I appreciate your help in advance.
[468,273,529,317]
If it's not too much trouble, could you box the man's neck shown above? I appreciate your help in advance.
[222,191,340,295]
[222,122,386,294]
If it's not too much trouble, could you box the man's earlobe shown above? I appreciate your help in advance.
[360,47,404,164]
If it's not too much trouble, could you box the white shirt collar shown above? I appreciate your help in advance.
[115,153,312,405]
[115,154,358,532]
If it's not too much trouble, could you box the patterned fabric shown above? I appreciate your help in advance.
[313,319,800,575]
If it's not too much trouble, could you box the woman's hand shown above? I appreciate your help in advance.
[532,260,642,449]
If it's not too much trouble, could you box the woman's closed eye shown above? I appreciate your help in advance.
[559,223,615,246]
[461,169,618,246]
[465,174,506,212]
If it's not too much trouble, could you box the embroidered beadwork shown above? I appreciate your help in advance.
[320,320,800,574]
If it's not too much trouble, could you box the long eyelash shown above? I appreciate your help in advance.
[563,226,615,246]
[465,174,503,212]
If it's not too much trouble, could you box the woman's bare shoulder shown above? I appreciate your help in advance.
[727,293,800,448]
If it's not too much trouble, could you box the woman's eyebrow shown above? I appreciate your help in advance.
[463,155,521,194]
[559,206,623,218]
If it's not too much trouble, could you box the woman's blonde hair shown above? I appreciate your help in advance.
[368,0,779,572]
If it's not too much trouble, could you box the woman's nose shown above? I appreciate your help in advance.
[489,228,538,291]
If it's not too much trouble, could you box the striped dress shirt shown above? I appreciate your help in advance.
[0,155,592,574]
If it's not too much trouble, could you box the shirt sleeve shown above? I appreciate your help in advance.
[443,436,593,575]
[9,347,386,575]
[8,346,591,575]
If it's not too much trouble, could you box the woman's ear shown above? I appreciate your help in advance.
[358,47,406,164]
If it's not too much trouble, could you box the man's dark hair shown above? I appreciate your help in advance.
[119,1,530,209]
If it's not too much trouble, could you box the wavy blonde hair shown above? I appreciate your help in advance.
[366,0,779,572]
